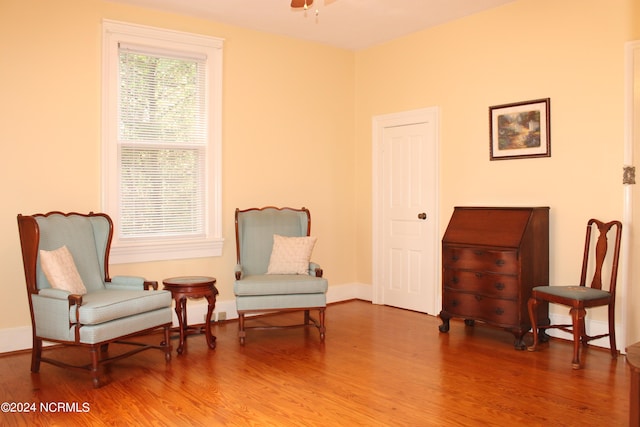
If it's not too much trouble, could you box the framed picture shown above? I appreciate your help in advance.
[489,98,550,160]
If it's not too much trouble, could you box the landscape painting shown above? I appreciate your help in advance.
[489,98,550,160]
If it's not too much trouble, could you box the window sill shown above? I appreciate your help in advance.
[109,238,224,264]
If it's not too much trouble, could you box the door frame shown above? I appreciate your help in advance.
[622,39,640,351]
[372,107,441,313]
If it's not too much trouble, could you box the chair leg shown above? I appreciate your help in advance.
[238,313,246,345]
[163,325,172,362]
[579,317,588,347]
[318,308,326,341]
[90,346,100,388]
[304,310,310,325]
[527,297,539,352]
[608,304,618,359]
[570,307,586,369]
[31,336,42,373]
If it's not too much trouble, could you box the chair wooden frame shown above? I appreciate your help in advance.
[528,218,622,369]
[234,207,326,345]
[17,211,172,387]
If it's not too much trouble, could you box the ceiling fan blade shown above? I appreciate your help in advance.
[291,0,313,8]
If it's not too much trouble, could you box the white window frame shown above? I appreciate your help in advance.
[102,20,223,264]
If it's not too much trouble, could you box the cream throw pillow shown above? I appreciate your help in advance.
[39,245,87,295]
[266,234,317,275]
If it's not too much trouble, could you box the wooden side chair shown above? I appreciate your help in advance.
[234,207,327,345]
[527,219,622,369]
[17,212,173,387]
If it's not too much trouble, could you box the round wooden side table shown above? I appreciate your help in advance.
[162,276,218,354]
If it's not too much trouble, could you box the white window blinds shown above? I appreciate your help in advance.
[118,44,207,239]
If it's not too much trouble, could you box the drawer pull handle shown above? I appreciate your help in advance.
[452,277,459,284]
[495,307,504,315]
[495,259,506,267]
[495,282,505,290]
[451,255,459,261]
[475,272,483,278]
[474,295,482,302]
[451,300,459,307]
[474,250,484,256]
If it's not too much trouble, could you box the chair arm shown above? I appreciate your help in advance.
[235,264,243,280]
[309,262,323,278]
[36,288,83,308]
[31,292,83,342]
[38,288,75,300]
[106,275,151,290]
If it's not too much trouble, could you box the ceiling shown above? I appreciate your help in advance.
[107,0,517,50]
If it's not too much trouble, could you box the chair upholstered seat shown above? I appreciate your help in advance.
[234,274,328,296]
[32,301,173,345]
[531,286,611,302]
[236,292,328,312]
[67,289,172,325]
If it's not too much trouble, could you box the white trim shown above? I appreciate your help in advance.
[3,288,615,355]
[371,107,441,313]
[4,284,615,355]
[0,326,36,354]
[326,282,373,303]
[109,238,224,264]
[622,40,640,351]
[546,312,621,352]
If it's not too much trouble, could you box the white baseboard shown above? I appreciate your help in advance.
[544,312,620,352]
[0,326,35,354]
[0,282,372,354]
[327,282,373,303]
[2,286,621,355]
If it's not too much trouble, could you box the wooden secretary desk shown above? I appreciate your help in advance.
[439,207,549,349]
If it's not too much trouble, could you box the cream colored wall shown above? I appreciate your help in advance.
[634,0,640,40]
[0,0,356,330]
[354,0,637,340]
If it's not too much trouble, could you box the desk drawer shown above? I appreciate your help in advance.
[443,247,518,274]
[443,269,519,299]
[442,291,519,326]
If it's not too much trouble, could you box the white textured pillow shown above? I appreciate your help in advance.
[266,234,317,275]
[39,245,87,295]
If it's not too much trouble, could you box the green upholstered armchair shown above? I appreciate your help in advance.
[17,212,172,387]
[234,207,327,345]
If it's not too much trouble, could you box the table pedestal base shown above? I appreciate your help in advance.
[162,276,218,355]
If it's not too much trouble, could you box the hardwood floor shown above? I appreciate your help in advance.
[0,300,630,426]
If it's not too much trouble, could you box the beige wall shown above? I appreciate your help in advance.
[354,0,638,342]
[0,0,356,330]
[1,0,638,346]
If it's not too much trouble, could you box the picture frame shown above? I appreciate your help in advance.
[489,98,550,160]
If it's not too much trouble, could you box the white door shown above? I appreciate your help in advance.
[372,108,439,314]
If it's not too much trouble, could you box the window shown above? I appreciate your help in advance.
[102,20,223,263]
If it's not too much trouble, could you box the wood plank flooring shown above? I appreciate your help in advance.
[0,300,630,426]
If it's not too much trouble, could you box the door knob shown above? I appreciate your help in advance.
[418,212,427,220]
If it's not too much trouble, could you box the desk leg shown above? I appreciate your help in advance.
[204,293,217,349]
[175,296,187,354]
